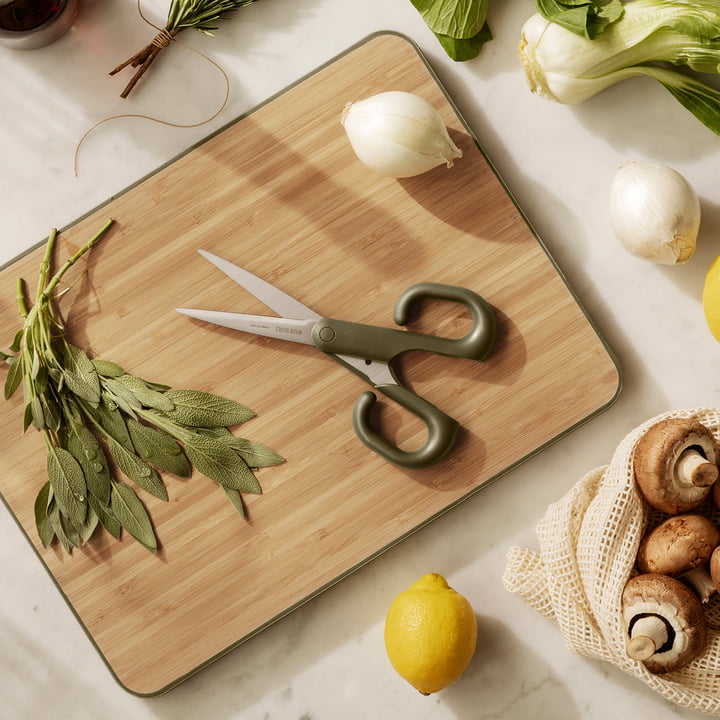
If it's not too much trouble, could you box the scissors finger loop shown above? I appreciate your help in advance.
[352,384,460,469]
[393,282,497,362]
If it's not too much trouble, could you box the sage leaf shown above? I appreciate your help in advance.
[30,348,41,379]
[34,365,48,394]
[106,435,169,501]
[34,481,55,548]
[4,356,23,399]
[30,395,45,430]
[102,377,142,416]
[114,374,175,412]
[22,402,33,432]
[184,436,261,493]
[63,372,100,404]
[221,486,246,519]
[59,511,82,548]
[232,439,286,468]
[164,390,255,428]
[110,481,157,552]
[49,506,74,553]
[40,394,61,432]
[92,359,125,377]
[88,494,122,539]
[138,377,171,392]
[126,418,191,477]
[93,399,135,452]
[78,505,100,544]
[9,328,22,353]
[47,446,87,527]
[66,423,111,504]
[200,429,285,468]
[63,344,101,404]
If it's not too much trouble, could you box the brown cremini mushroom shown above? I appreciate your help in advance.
[710,546,720,593]
[636,514,720,602]
[622,573,706,673]
[633,418,720,514]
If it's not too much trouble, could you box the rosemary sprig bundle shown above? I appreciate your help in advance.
[2,220,284,554]
[110,0,257,98]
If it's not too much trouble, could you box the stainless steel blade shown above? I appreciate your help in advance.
[176,308,397,384]
[197,249,321,320]
[175,308,317,345]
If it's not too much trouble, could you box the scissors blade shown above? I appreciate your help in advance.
[197,249,321,321]
[175,308,317,345]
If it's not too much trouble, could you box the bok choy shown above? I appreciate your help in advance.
[519,0,720,135]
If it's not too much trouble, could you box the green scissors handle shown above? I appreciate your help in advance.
[311,282,496,362]
[352,385,460,469]
[312,282,496,469]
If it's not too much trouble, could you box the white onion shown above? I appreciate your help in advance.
[609,161,701,265]
[341,91,462,179]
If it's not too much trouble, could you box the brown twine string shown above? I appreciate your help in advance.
[73,0,230,176]
[151,28,174,49]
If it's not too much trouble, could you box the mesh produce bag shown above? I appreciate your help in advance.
[503,408,720,715]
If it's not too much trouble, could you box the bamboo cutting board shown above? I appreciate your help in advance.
[0,33,620,695]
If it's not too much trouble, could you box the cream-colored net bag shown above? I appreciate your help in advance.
[503,408,720,715]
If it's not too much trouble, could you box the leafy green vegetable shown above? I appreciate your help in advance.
[410,0,492,61]
[3,221,285,554]
[436,24,493,62]
[534,0,624,39]
[519,0,720,136]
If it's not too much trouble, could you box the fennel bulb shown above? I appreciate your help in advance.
[519,0,720,135]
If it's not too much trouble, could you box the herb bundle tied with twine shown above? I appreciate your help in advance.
[110,0,257,98]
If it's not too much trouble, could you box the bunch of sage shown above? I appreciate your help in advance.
[2,219,284,554]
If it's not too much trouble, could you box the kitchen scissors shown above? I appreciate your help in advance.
[176,250,497,470]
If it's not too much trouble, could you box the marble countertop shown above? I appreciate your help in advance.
[3,0,720,717]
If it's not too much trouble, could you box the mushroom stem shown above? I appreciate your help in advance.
[684,566,717,603]
[675,447,719,488]
[627,615,669,661]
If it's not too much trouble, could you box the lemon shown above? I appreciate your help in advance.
[704,256,720,341]
[384,573,477,695]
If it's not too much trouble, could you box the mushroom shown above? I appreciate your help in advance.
[622,573,706,673]
[636,514,720,602]
[710,545,720,593]
[633,417,720,514]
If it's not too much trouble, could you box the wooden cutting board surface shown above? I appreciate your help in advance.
[0,33,620,695]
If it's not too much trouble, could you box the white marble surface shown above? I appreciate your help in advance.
[2,0,720,717]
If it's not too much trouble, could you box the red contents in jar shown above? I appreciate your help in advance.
[0,0,66,31]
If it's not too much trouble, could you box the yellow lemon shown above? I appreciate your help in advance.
[384,573,477,695]
[704,255,720,341]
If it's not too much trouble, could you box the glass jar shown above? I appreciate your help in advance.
[0,0,81,50]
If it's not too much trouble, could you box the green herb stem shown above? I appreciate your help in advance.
[42,219,114,301]
[35,228,58,306]
[16,279,29,320]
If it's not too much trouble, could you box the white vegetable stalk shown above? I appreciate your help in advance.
[341,91,462,179]
[518,0,720,135]
[609,162,701,265]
